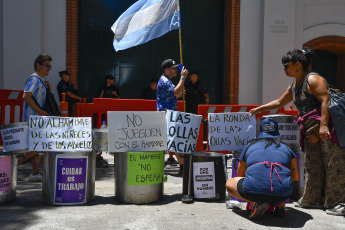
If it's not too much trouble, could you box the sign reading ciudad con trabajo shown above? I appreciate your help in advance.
[208,112,256,151]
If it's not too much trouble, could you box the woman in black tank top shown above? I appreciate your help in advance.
[249,48,345,216]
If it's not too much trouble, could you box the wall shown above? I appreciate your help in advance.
[238,0,263,105]
[0,0,66,101]
[238,0,345,107]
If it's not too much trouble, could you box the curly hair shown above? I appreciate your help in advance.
[281,47,314,71]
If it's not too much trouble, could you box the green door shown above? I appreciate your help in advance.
[79,0,224,104]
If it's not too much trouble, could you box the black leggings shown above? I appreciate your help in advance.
[237,178,288,205]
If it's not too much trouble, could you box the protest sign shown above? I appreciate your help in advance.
[28,116,92,152]
[208,112,256,151]
[0,156,11,192]
[193,162,215,198]
[108,111,167,152]
[54,155,87,204]
[1,123,29,152]
[278,123,299,144]
[166,110,202,154]
[127,151,164,185]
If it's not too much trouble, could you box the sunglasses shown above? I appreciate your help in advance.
[41,63,52,69]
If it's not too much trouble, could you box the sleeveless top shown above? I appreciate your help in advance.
[290,72,322,116]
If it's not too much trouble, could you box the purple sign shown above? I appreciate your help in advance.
[231,158,245,202]
[0,156,11,192]
[55,156,87,204]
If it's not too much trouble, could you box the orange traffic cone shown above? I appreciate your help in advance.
[60,93,68,117]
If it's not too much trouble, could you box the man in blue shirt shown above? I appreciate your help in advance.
[156,59,188,111]
[156,59,189,173]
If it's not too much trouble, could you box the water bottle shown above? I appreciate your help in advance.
[100,121,107,130]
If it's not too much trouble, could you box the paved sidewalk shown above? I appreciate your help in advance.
[1,153,344,230]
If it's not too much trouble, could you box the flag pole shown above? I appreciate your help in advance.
[178,1,186,112]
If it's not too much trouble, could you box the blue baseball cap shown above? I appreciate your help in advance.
[257,118,281,139]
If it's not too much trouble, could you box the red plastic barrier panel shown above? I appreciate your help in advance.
[0,89,24,145]
[76,99,184,128]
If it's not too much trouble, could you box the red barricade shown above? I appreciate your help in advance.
[196,104,298,152]
[76,98,184,128]
[0,89,24,145]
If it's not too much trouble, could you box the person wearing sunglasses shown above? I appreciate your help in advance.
[250,48,345,216]
[20,54,53,182]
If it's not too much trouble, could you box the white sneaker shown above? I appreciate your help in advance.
[326,203,345,216]
[28,173,43,182]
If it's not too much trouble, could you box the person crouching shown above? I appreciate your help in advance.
[226,118,300,220]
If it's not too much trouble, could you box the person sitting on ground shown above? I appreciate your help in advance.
[226,118,300,220]
[57,70,82,116]
[98,74,121,98]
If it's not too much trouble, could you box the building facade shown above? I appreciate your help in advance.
[1,0,344,108]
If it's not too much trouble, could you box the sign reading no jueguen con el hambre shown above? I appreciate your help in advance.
[107,111,167,152]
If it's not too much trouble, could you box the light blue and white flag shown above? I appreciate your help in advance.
[111,0,180,51]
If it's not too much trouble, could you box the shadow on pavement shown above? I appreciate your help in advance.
[232,207,313,228]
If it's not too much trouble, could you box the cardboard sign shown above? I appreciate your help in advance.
[166,110,202,154]
[1,125,28,152]
[127,151,164,185]
[108,111,167,152]
[28,116,92,152]
[0,156,11,192]
[208,112,256,151]
[278,123,299,144]
[193,162,216,198]
[55,155,87,204]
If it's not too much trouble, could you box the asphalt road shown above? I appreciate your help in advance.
[1,153,344,230]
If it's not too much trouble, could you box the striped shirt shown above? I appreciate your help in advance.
[22,73,46,121]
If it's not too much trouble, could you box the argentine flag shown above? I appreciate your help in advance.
[111,0,180,51]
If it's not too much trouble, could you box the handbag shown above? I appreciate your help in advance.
[328,86,345,147]
[29,76,61,116]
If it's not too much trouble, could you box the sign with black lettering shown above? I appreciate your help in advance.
[0,156,11,192]
[278,123,299,144]
[127,151,164,185]
[193,162,215,198]
[107,111,167,152]
[28,116,92,152]
[166,110,202,154]
[208,112,256,151]
[1,124,28,152]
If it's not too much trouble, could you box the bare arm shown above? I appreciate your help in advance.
[23,92,49,116]
[98,90,104,98]
[174,67,188,98]
[66,91,82,102]
[290,158,300,181]
[237,160,247,177]
[204,93,210,104]
[250,86,293,116]
[307,74,331,141]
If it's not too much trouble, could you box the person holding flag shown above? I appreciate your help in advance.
[157,59,188,174]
